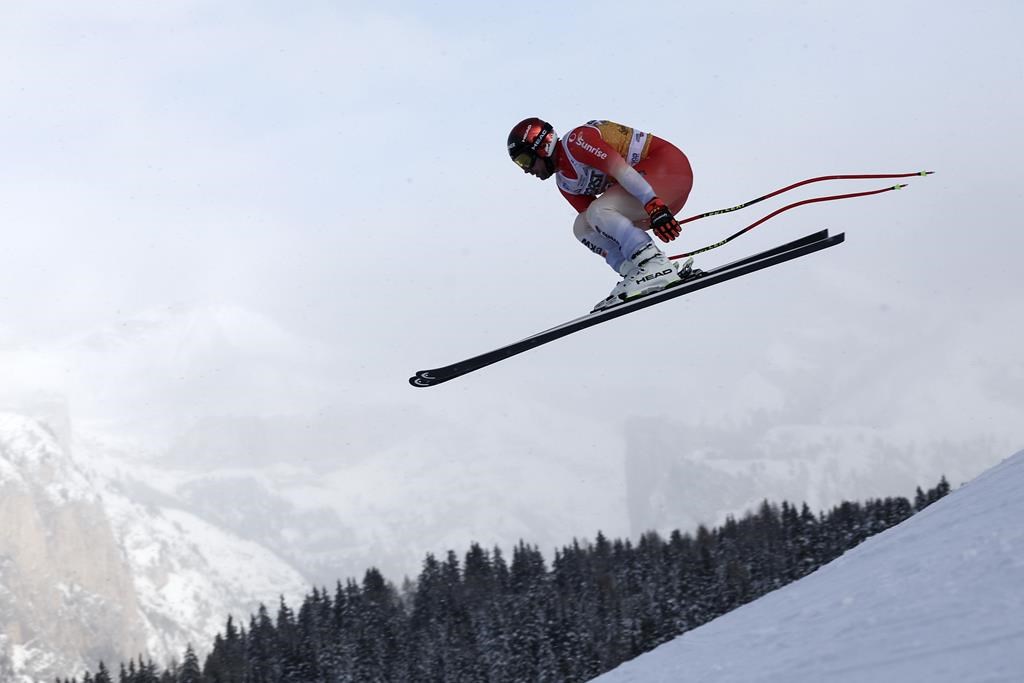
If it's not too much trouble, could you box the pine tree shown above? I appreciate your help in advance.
[247,604,280,683]
[928,475,952,503]
[482,546,512,680]
[463,543,495,612]
[204,617,246,683]
[93,662,113,683]
[331,579,363,678]
[914,485,928,511]
[179,645,202,683]
[352,567,405,680]
[275,597,308,682]
[291,589,327,683]
[408,553,441,680]
[137,658,160,683]
[505,542,552,681]
[686,524,717,628]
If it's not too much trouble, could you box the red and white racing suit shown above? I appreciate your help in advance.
[555,120,693,274]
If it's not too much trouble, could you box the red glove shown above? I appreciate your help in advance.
[644,197,681,243]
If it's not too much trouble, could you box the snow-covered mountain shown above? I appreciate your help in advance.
[76,397,630,589]
[12,303,633,585]
[9,300,1023,585]
[625,416,1003,538]
[40,302,1020,581]
[0,412,308,683]
[596,449,1024,682]
[2,300,1021,680]
[624,297,1024,537]
[0,413,145,682]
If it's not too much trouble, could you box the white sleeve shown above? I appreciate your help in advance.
[612,163,656,205]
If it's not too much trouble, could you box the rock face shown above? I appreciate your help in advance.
[0,413,147,681]
[0,410,312,683]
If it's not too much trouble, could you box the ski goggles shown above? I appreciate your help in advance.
[513,151,536,170]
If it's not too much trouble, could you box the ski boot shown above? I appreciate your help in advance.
[592,245,695,312]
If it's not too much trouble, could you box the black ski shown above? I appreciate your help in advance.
[410,229,844,387]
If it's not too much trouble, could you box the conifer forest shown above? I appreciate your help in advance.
[63,478,951,683]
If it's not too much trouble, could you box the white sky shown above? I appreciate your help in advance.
[2,2,1022,463]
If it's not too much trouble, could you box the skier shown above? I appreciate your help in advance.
[507,117,695,311]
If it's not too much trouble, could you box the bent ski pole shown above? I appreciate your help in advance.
[678,171,932,226]
[670,183,913,260]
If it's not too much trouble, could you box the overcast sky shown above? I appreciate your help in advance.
[2,2,1022,465]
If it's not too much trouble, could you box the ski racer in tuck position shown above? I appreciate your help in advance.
[507,118,696,312]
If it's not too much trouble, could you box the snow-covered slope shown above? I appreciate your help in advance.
[595,449,1024,683]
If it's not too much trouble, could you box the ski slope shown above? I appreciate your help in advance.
[594,450,1024,683]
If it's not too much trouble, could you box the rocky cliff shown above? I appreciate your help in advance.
[0,413,146,681]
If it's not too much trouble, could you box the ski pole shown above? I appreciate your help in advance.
[677,171,933,226]
[670,183,913,260]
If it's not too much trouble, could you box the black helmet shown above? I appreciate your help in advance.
[507,117,558,174]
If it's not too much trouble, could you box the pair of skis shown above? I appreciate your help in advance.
[410,229,844,387]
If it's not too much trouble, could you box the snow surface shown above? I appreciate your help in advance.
[594,450,1024,683]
